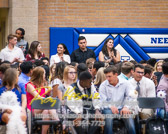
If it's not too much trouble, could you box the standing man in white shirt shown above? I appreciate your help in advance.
[129,64,156,119]
[0,34,25,64]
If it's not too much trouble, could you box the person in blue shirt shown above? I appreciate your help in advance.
[118,62,134,81]
[99,66,136,134]
[18,61,34,113]
[0,68,27,124]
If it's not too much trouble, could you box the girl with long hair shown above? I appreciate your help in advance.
[58,65,77,100]
[154,60,164,73]
[25,67,58,134]
[50,62,68,99]
[153,60,164,85]
[50,43,71,66]
[94,67,106,92]
[26,41,45,62]
[0,68,27,124]
[99,38,120,64]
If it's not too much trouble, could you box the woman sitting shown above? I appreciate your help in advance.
[26,41,45,62]
[50,62,68,99]
[94,67,106,92]
[50,43,71,66]
[0,68,27,125]
[25,66,58,134]
[153,60,164,85]
[59,65,77,100]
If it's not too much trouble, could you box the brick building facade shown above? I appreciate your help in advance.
[38,0,168,57]
[1,0,168,57]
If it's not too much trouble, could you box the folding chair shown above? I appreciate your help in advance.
[31,97,63,134]
[25,109,29,134]
[137,97,167,134]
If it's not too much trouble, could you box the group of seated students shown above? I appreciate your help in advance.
[0,32,168,134]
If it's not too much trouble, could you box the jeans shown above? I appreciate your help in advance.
[68,110,99,134]
[102,108,136,134]
[157,108,168,119]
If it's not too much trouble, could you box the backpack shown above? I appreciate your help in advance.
[113,119,128,134]
[146,117,168,134]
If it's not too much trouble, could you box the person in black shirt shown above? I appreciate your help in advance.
[71,36,96,63]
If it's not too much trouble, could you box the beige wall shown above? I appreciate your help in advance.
[0,8,8,50]
[8,0,38,47]
[38,0,168,57]
[0,0,9,50]
[1,0,168,56]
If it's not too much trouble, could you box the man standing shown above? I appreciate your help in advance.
[99,66,136,134]
[15,28,29,57]
[0,34,25,63]
[71,36,96,63]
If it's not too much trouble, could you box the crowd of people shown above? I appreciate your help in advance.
[0,29,168,134]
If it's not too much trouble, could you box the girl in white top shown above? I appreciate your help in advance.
[50,62,68,99]
[50,43,71,66]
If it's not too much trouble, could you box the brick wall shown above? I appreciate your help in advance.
[0,0,8,8]
[38,0,168,57]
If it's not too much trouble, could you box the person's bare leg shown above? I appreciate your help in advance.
[48,109,59,120]
[41,110,50,134]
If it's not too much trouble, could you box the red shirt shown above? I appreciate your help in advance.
[25,82,46,110]
[25,53,45,62]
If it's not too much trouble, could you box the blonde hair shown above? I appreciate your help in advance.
[63,65,77,82]
[30,66,45,86]
[154,60,164,72]
[94,67,106,86]
[49,63,56,81]
[86,58,96,67]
